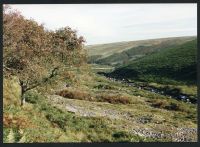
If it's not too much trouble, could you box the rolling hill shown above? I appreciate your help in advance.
[109,39,197,84]
[86,36,196,66]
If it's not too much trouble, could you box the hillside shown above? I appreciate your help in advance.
[3,69,197,142]
[86,36,196,66]
[109,39,197,84]
[3,6,197,143]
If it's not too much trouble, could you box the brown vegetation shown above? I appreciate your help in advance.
[97,93,132,104]
[150,99,182,111]
[3,5,87,105]
[3,114,36,129]
[57,89,93,101]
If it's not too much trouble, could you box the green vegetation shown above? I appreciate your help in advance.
[3,69,197,142]
[39,100,147,142]
[3,5,87,105]
[110,39,197,85]
[87,36,195,66]
[3,5,197,143]
[4,78,157,142]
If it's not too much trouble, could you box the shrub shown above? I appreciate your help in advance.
[97,93,132,104]
[56,89,92,101]
[41,105,69,131]
[164,102,181,111]
[137,115,153,124]
[150,99,181,111]
[94,84,113,90]
[24,91,44,104]
[151,100,168,108]
[3,77,21,106]
[112,131,127,138]
[112,131,144,142]
[62,71,75,81]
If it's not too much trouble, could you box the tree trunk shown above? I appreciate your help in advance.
[21,96,26,106]
[21,88,26,106]
[19,67,59,106]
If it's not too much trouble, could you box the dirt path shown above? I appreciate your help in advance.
[46,94,197,142]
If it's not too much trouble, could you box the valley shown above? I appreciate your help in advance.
[3,6,197,142]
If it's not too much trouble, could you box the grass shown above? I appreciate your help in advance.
[3,76,156,142]
[97,93,132,104]
[148,82,197,97]
[39,101,139,142]
[56,87,133,104]
[3,66,197,142]
[86,36,195,63]
[3,76,21,106]
[56,88,93,101]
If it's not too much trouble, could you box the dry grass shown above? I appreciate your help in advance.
[3,76,21,106]
[56,88,93,101]
[97,93,132,104]
[3,114,36,129]
[56,87,133,104]
[149,99,182,111]
[61,71,76,81]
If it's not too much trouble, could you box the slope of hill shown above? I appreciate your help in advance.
[86,36,196,66]
[109,39,197,84]
[3,69,197,142]
[3,6,197,143]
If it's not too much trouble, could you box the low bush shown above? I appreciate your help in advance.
[150,99,182,111]
[61,71,76,83]
[97,93,132,104]
[24,91,44,104]
[39,102,73,130]
[112,131,128,138]
[94,84,114,90]
[164,102,180,111]
[3,77,21,106]
[137,115,153,124]
[56,89,92,101]
[112,131,147,142]
[151,100,168,108]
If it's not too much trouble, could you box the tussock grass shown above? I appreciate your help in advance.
[56,88,93,101]
[3,76,21,106]
[97,93,132,104]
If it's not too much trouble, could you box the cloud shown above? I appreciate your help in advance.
[10,4,197,45]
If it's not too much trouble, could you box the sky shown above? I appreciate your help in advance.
[10,4,197,45]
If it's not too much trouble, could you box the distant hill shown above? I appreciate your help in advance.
[109,39,197,84]
[86,36,196,66]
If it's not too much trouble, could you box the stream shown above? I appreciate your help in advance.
[98,72,197,104]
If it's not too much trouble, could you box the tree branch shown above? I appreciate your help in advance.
[3,64,12,71]
[23,66,59,92]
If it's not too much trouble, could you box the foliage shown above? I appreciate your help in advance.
[3,5,87,100]
[3,76,21,106]
[3,5,197,143]
[110,40,197,84]
[87,36,195,66]
[97,93,132,104]
[39,101,147,142]
[57,88,93,101]
[24,91,42,104]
